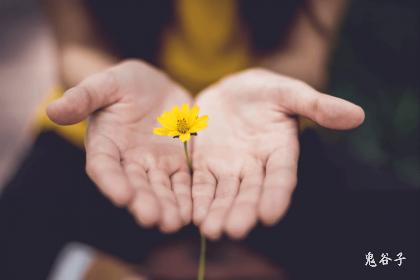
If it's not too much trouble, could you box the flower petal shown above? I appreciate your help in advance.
[154,104,208,140]
[167,130,181,137]
[190,115,208,133]
[188,105,200,123]
[181,103,190,114]
[190,122,207,133]
[179,133,191,142]
[157,118,175,130]
[171,105,180,118]
[179,104,191,123]
[153,127,170,136]
[158,111,177,129]
[154,127,180,137]
[197,115,208,123]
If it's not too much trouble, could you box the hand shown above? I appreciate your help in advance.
[192,68,365,239]
[47,60,193,233]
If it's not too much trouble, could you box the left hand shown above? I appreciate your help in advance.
[191,68,365,239]
[47,60,193,233]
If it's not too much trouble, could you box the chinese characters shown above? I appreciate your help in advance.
[365,252,406,267]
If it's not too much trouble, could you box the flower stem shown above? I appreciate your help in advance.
[198,232,206,280]
[183,141,193,174]
[183,141,206,280]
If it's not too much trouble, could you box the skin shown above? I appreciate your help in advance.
[47,62,364,239]
[47,60,194,233]
[43,0,356,240]
[193,69,365,240]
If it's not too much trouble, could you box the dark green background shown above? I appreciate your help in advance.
[326,0,419,189]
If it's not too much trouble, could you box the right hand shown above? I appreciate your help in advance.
[191,68,365,239]
[47,60,193,233]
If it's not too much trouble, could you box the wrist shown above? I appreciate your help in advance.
[60,45,118,87]
[258,52,328,90]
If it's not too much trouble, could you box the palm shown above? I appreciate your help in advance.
[49,61,193,232]
[49,65,364,236]
[192,69,364,239]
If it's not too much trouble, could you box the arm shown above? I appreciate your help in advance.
[259,0,348,89]
[41,0,118,87]
[191,1,361,240]
[43,2,195,231]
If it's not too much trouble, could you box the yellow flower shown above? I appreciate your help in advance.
[153,104,208,142]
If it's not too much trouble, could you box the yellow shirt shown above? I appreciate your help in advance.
[35,0,312,148]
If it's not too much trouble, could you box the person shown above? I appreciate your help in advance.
[0,0,365,278]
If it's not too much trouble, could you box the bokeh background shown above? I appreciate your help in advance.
[0,0,418,191]
[327,0,419,190]
[0,0,418,279]
[0,0,55,188]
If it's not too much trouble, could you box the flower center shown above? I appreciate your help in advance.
[177,118,189,134]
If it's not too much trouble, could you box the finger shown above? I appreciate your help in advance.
[274,79,365,130]
[225,164,264,239]
[171,170,192,225]
[125,163,161,227]
[85,134,134,207]
[258,138,299,226]
[192,169,216,225]
[200,175,240,240]
[148,169,184,233]
[47,71,119,125]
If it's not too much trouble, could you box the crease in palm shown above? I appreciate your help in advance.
[48,62,364,239]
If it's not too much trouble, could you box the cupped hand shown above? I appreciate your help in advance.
[192,68,365,239]
[47,60,193,233]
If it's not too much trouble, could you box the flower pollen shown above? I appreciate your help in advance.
[153,103,208,142]
[177,118,189,134]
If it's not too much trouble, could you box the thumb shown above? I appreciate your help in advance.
[47,71,119,125]
[275,80,365,130]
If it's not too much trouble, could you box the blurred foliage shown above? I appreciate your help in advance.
[326,0,419,188]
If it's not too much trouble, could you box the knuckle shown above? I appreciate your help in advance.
[78,85,94,112]
[78,71,119,109]
[111,193,130,208]
[85,153,100,173]
[60,88,89,118]
[84,154,104,181]
[192,185,214,198]
[226,224,248,240]
[150,174,170,189]
[310,96,321,118]
[192,169,215,184]
[144,156,158,170]
[216,188,237,199]
[289,174,298,190]
[96,71,119,97]
[85,160,96,179]
[101,70,118,89]
[261,215,277,226]
[174,188,190,198]
[172,171,191,185]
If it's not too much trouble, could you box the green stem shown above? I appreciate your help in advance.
[183,141,206,280]
[183,141,193,174]
[198,232,206,280]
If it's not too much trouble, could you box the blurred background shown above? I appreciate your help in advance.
[0,0,418,191]
[0,0,55,188]
[327,0,419,190]
[0,0,418,279]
